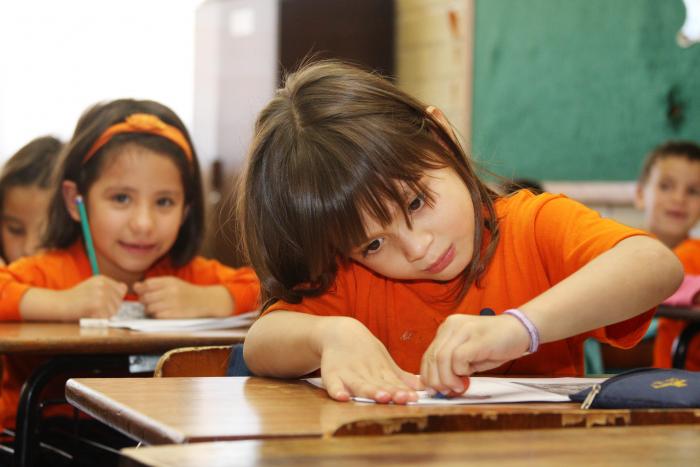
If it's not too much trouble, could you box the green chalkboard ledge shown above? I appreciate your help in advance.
[543,181,637,207]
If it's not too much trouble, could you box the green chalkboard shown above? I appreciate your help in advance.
[472,0,700,181]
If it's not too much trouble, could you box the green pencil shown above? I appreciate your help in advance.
[75,195,100,275]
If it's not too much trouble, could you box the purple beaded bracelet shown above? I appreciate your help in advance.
[503,309,540,353]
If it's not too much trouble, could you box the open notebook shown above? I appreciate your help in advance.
[79,301,258,332]
[305,376,606,405]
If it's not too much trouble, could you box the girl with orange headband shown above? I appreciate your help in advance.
[0,98,260,430]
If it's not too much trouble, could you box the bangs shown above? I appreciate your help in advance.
[286,127,448,276]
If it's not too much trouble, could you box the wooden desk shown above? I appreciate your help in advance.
[0,322,246,354]
[0,322,246,467]
[120,425,700,466]
[66,376,700,446]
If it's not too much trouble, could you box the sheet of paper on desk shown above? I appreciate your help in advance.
[80,309,258,332]
[305,376,606,405]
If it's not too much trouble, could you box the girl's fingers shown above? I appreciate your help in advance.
[399,371,424,391]
[138,290,167,307]
[323,373,351,402]
[435,337,468,394]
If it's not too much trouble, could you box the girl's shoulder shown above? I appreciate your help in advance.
[4,242,87,285]
[495,190,573,221]
[9,243,83,269]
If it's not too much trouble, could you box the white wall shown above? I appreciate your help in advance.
[0,0,202,159]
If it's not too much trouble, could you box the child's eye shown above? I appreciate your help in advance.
[658,181,673,191]
[408,193,425,212]
[112,193,130,204]
[156,197,175,207]
[4,224,25,237]
[362,238,384,257]
[688,187,700,197]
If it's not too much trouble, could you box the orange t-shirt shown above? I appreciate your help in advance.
[653,238,700,370]
[0,241,260,428]
[266,191,654,376]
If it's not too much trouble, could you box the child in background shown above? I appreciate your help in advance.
[635,140,700,370]
[0,98,260,429]
[239,61,682,404]
[0,136,63,265]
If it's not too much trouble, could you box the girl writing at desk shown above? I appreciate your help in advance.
[240,61,682,404]
[0,98,260,429]
[0,135,62,265]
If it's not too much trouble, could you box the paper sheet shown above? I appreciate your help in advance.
[79,305,258,332]
[306,376,606,405]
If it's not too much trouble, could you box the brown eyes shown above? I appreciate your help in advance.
[409,193,426,212]
[362,238,384,257]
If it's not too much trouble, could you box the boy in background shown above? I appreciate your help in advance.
[635,140,700,369]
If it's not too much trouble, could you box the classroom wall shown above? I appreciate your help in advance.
[396,0,473,143]
[471,0,700,182]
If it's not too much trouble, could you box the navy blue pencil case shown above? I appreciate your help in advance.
[570,368,700,409]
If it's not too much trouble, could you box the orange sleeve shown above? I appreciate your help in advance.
[0,256,54,321]
[674,239,700,275]
[176,257,261,314]
[0,268,31,321]
[532,195,655,348]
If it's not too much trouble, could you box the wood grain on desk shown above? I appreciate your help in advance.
[66,376,700,446]
[121,425,700,467]
[0,322,247,354]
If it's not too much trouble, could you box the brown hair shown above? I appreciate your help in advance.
[0,135,63,259]
[238,60,500,304]
[43,98,205,267]
[638,140,700,185]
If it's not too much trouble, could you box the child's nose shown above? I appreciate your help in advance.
[130,204,155,232]
[400,227,432,262]
[671,187,687,203]
[23,231,41,256]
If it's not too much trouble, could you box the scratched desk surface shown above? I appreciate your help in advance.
[119,425,700,466]
[66,376,700,445]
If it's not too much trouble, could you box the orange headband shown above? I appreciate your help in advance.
[82,113,193,164]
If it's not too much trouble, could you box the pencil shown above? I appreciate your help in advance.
[75,195,100,275]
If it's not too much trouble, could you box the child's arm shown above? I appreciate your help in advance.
[421,235,683,395]
[133,277,234,318]
[244,311,423,403]
[19,276,127,321]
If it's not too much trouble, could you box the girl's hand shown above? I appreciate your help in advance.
[317,317,423,404]
[134,277,233,318]
[62,275,128,319]
[420,314,530,396]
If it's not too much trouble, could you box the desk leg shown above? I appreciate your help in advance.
[671,322,700,369]
[14,355,127,467]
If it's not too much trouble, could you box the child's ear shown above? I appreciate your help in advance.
[62,181,81,222]
[634,183,645,210]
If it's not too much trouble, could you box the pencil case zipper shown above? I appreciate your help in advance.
[579,367,656,410]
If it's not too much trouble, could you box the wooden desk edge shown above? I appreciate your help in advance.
[66,378,186,445]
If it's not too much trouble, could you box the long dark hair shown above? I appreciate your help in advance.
[0,135,63,259]
[239,60,500,304]
[43,99,205,267]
